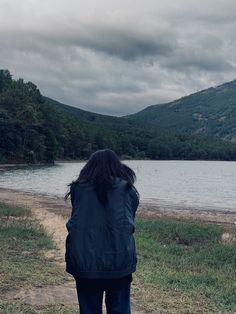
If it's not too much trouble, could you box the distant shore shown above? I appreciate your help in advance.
[0,161,84,172]
[0,162,55,172]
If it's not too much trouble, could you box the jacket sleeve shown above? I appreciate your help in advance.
[128,185,139,215]
[66,183,80,231]
[70,184,76,212]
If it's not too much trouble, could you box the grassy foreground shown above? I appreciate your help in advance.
[133,219,236,313]
[0,202,235,313]
[0,203,79,314]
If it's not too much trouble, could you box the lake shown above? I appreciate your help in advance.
[0,160,235,212]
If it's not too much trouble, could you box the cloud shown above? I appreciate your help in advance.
[70,21,175,61]
[0,0,236,115]
[1,17,176,62]
[161,46,235,73]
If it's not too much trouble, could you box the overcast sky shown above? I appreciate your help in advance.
[0,0,236,116]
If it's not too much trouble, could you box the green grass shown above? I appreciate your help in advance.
[0,203,70,311]
[0,202,29,217]
[133,219,236,313]
[1,203,235,313]
[0,201,80,314]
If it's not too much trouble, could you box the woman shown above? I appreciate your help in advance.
[65,149,139,314]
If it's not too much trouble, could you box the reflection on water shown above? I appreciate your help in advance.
[0,160,235,212]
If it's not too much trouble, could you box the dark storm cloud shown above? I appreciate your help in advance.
[1,21,175,62]
[69,24,175,61]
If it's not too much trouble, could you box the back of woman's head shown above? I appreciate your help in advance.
[66,149,136,204]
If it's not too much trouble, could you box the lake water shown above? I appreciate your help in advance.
[0,160,235,212]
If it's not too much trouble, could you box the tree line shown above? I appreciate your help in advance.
[1,69,236,163]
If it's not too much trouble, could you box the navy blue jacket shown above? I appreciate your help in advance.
[65,178,139,279]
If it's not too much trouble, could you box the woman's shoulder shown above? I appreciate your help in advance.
[113,178,139,199]
[71,180,91,189]
[70,181,91,197]
[113,177,126,186]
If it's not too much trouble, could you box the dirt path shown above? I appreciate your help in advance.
[0,189,69,264]
[0,188,145,313]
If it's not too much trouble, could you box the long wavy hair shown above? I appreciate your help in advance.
[65,149,137,205]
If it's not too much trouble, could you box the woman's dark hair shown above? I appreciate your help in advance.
[65,149,137,205]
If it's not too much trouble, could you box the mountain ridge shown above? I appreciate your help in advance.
[126,78,236,141]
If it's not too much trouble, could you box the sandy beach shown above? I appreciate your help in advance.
[0,187,235,225]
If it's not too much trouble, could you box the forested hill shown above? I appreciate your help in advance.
[127,80,236,141]
[1,69,236,163]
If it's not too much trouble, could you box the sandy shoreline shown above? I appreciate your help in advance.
[0,187,235,226]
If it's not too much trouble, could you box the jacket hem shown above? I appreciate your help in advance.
[66,266,136,279]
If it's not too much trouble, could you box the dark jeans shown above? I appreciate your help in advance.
[75,278,131,314]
